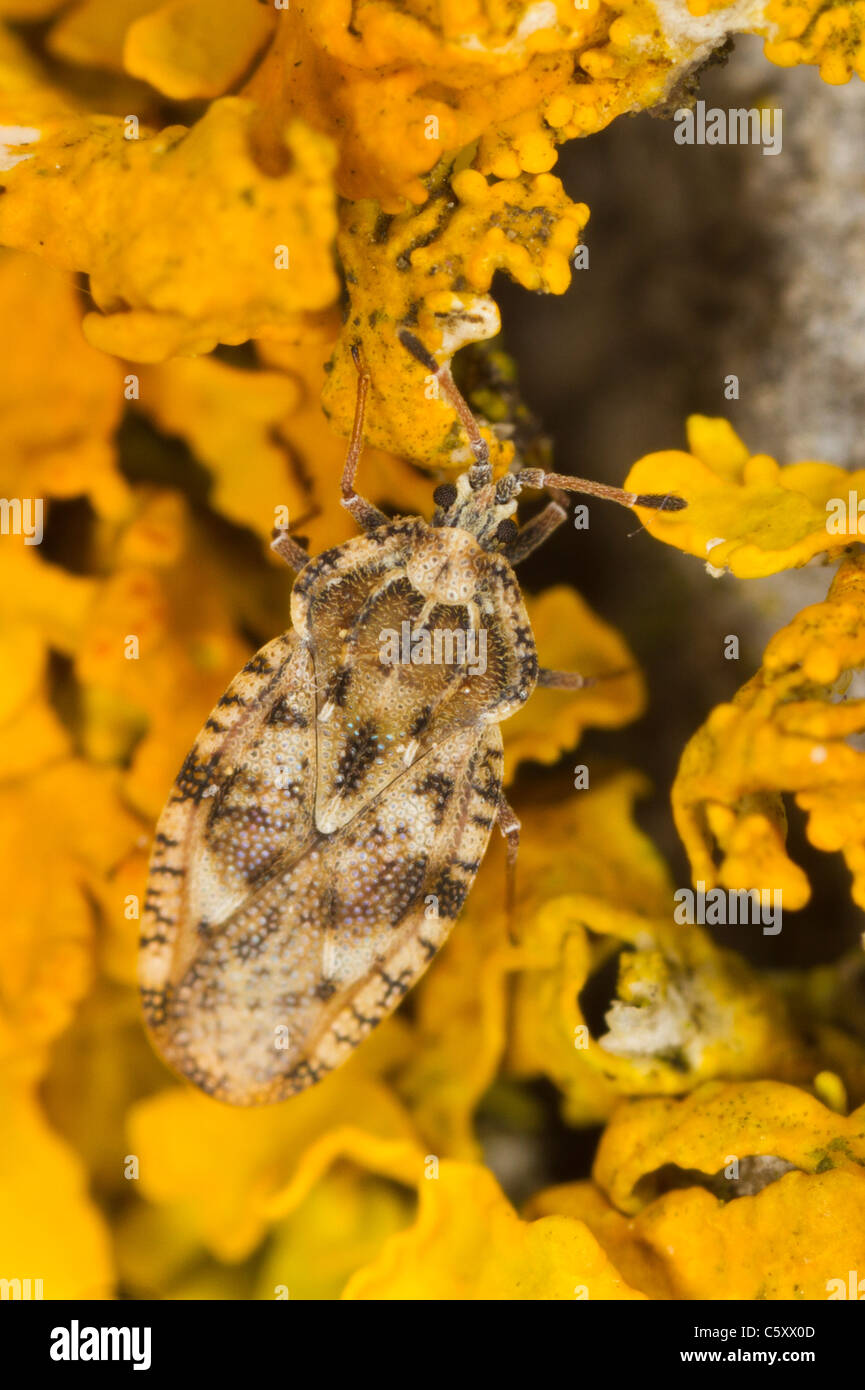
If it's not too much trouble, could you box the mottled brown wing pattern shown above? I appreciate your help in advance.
[299,723,504,1091]
[139,630,317,1026]
[140,519,535,1104]
[147,722,502,1103]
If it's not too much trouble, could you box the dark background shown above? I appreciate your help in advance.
[497,36,865,974]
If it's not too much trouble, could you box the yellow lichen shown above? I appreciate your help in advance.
[0,100,339,361]
[343,1161,646,1300]
[2,0,865,1306]
[673,553,865,912]
[531,1081,865,1298]
[764,0,865,82]
[624,415,864,579]
[323,170,587,467]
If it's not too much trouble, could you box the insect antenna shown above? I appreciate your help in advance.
[518,469,687,513]
[396,328,686,514]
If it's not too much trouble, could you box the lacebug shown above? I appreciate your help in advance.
[139,333,684,1104]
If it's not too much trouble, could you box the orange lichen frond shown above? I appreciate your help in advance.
[624,416,865,578]
[764,0,865,83]
[0,100,339,361]
[242,1,835,209]
[343,1161,646,1300]
[0,1082,114,1298]
[75,491,255,814]
[127,1067,421,1262]
[140,322,433,558]
[505,778,811,1125]
[123,0,276,99]
[530,1080,865,1299]
[503,585,645,780]
[0,251,128,519]
[594,1079,865,1213]
[242,1,603,209]
[673,554,865,913]
[44,0,274,96]
[0,758,140,1085]
[323,168,587,467]
[393,771,816,1151]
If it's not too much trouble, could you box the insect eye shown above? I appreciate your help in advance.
[495,519,518,544]
[433,483,458,510]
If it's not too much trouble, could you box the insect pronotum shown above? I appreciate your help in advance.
[139,331,685,1104]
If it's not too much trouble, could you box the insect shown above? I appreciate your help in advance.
[139,332,684,1105]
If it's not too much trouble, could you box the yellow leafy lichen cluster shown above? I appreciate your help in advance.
[764,0,865,83]
[3,0,861,458]
[322,169,588,467]
[625,416,865,578]
[674,552,865,912]
[0,102,340,361]
[2,0,864,1302]
[619,413,865,927]
[530,1081,865,1300]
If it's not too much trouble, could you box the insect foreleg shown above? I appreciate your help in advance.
[506,500,568,565]
[342,343,389,532]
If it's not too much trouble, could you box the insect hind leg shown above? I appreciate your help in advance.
[342,343,389,532]
[271,530,312,571]
[497,792,521,943]
[537,668,591,690]
[537,665,636,689]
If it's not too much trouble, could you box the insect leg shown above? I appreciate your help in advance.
[497,793,521,942]
[537,667,634,688]
[270,530,312,571]
[537,668,591,690]
[342,344,389,532]
[398,328,491,471]
[506,499,568,565]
